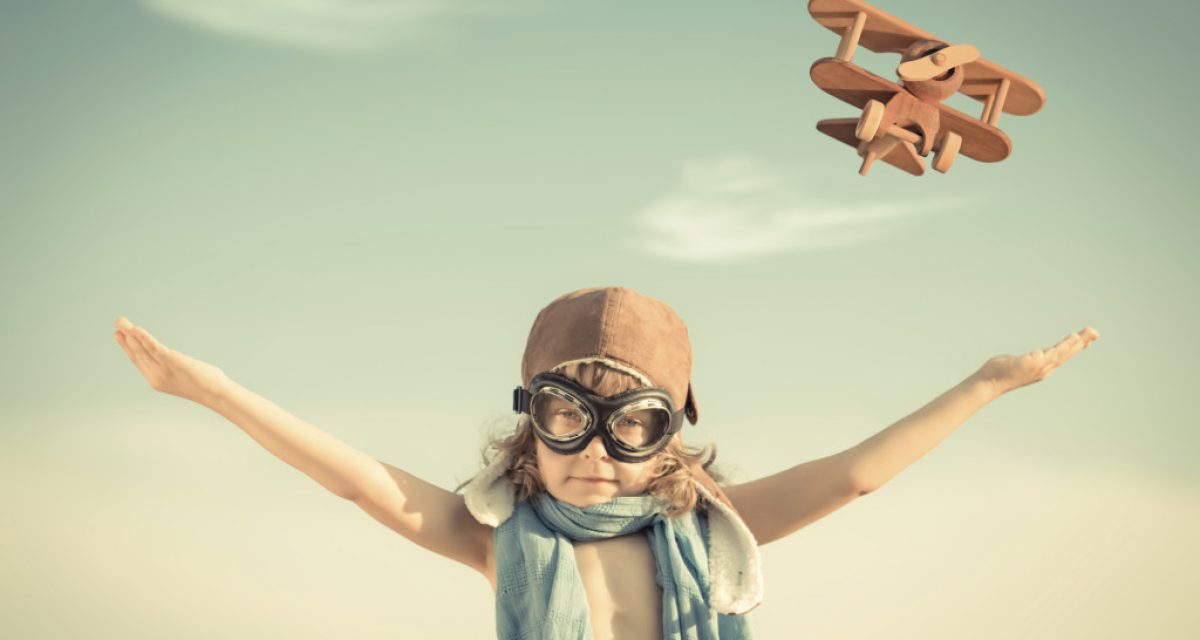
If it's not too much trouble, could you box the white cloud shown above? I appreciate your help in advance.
[141,0,519,52]
[630,155,965,262]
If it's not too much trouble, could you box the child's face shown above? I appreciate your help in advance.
[535,432,662,509]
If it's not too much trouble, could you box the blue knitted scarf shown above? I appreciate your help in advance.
[493,492,752,639]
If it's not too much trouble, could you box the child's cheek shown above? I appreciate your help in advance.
[622,461,653,494]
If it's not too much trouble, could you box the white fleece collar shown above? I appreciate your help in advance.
[462,449,764,615]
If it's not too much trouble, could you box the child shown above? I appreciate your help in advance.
[113,286,1099,639]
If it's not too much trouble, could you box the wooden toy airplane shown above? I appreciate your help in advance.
[808,0,1045,176]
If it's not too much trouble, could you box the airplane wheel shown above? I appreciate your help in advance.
[855,100,884,141]
[933,131,961,173]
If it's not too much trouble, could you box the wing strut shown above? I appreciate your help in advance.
[986,78,1012,126]
[834,11,867,63]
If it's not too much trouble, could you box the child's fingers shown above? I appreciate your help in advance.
[1049,328,1097,367]
[113,330,135,363]
[115,330,156,379]
[1054,337,1081,366]
[1038,334,1071,360]
[127,329,166,374]
[1056,333,1079,352]
[127,325,166,364]
[118,325,162,367]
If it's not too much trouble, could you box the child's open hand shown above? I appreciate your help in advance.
[113,317,229,405]
[976,327,1100,396]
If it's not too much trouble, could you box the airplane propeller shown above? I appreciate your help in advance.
[896,44,980,82]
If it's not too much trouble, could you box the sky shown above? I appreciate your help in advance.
[2,0,1198,637]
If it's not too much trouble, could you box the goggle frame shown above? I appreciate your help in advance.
[512,372,685,463]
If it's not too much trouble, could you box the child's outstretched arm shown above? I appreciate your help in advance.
[112,317,492,579]
[847,327,1100,494]
[724,326,1099,546]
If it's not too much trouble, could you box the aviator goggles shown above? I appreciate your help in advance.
[512,372,686,463]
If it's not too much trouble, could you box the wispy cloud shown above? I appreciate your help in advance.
[629,156,965,262]
[142,0,520,52]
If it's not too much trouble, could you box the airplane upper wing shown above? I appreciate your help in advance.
[808,0,1045,115]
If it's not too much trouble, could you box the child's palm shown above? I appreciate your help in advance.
[113,317,227,404]
[980,327,1100,395]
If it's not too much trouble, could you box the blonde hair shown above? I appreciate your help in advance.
[466,361,724,518]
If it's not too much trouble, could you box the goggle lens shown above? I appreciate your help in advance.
[609,407,671,449]
[531,391,591,439]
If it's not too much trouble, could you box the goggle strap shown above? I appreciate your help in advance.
[512,387,531,414]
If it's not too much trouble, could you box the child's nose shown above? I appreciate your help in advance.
[580,433,610,460]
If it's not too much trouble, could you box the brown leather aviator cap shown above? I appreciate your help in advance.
[521,286,699,425]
